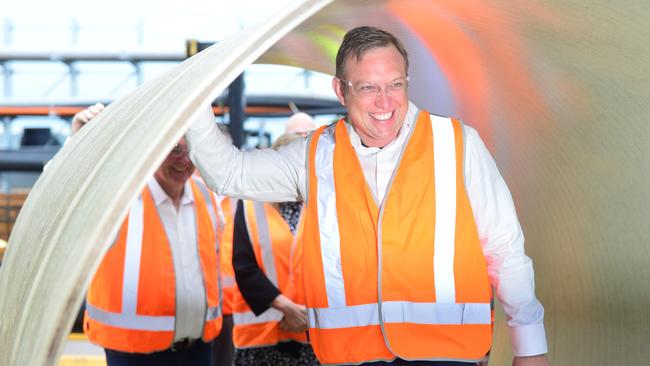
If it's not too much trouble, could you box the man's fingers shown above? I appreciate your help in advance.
[75,113,88,124]
[83,110,94,121]
[279,319,289,331]
[71,103,106,134]
[80,103,105,122]
[88,103,105,115]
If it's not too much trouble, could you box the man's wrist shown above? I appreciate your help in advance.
[513,354,549,366]
[271,294,291,313]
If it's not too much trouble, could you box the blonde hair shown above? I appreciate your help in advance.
[272,133,301,149]
[285,112,316,135]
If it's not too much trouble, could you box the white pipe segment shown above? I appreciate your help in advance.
[1,0,649,365]
[0,1,333,365]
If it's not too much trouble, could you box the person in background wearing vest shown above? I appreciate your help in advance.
[72,104,224,366]
[185,26,549,366]
[228,132,319,366]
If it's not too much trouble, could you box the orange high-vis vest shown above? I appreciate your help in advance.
[219,197,237,316]
[84,178,223,353]
[303,112,492,364]
[232,200,307,348]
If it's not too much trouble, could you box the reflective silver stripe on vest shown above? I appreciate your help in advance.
[206,305,221,321]
[89,183,223,332]
[194,179,224,322]
[122,196,144,316]
[307,302,490,329]
[431,116,457,304]
[194,178,219,240]
[314,129,346,308]
[89,193,180,332]
[222,274,236,289]
[248,201,279,286]
[86,303,175,331]
[312,118,472,329]
[233,308,284,325]
[228,198,239,216]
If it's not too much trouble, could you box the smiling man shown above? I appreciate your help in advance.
[187,26,549,366]
[73,106,225,366]
[332,43,408,148]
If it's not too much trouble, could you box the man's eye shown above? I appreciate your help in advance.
[358,85,376,92]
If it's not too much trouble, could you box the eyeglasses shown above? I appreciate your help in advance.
[342,76,409,100]
[169,144,189,157]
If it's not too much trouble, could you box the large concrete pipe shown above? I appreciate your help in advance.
[1,1,648,365]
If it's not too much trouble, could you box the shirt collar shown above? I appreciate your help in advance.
[147,177,194,207]
[347,101,419,155]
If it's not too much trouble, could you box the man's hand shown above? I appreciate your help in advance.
[71,103,105,134]
[513,355,549,366]
[272,294,308,333]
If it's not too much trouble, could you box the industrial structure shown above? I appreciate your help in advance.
[1,1,649,365]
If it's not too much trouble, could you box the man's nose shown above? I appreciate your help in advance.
[178,152,192,164]
[374,88,391,108]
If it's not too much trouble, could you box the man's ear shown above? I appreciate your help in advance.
[332,77,346,106]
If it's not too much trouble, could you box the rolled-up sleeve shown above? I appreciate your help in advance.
[464,126,548,357]
[185,104,307,202]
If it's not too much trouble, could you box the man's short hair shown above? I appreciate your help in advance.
[335,26,409,81]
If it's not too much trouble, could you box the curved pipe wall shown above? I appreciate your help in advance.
[0,1,647,365]
[262,1,650,364]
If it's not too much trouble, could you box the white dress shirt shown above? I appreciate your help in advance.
[186,101,548,356]
[147,178,206,341]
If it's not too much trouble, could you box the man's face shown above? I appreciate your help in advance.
[154,138,195,195]
[333,45,408,148]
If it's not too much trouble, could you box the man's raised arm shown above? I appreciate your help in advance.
[186,104,307,203]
